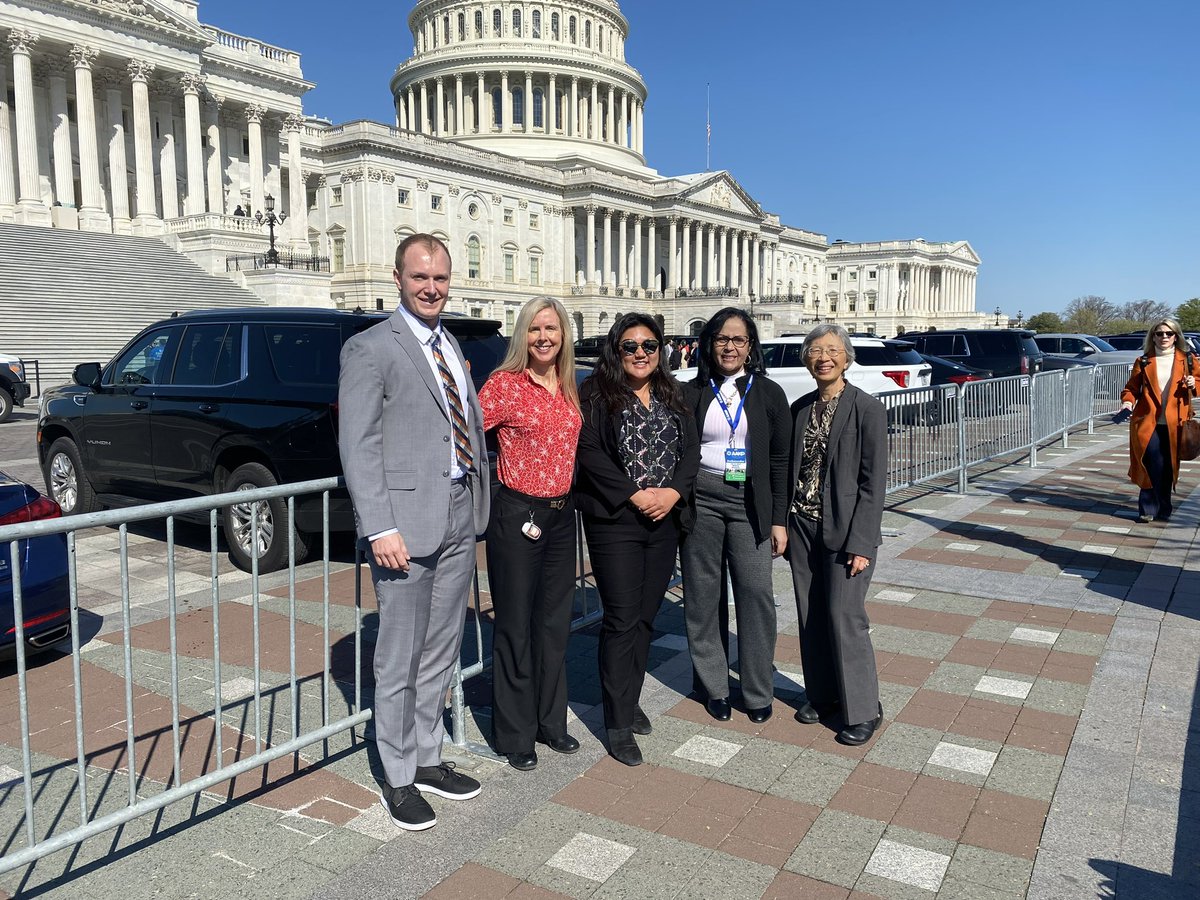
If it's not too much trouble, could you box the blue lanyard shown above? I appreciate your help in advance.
[710,375,752,437]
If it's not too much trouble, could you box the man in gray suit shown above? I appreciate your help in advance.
[339,233,490,831]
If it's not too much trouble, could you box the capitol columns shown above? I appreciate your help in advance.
[0,58,14,215]
[284,114,308,247]
[204,91,224,214]
[475,73,485,131]
[562,206,577,286]
[601,208,613,287]
[717,227,727,288]
[406,86,417,133]
[454,74,465,135]
[71,46,108,228]
[589,80,598,141]
[435,77,445,134]
[547,74,558,134]
[45,59,76,213]
[419,80,429,132]
[524,71,533,133]
[8,30,48,222]
[680,218,691,291]
[584,203,597,286]
[739,231,750,297]
[667,215,678,291]
[500,71,511,133]
[155,90,179,220]
[616,211,627,289]
[128,60,158,226]
[178,74,205,216]
[244,104,267,216]
[98,70,129,227]
[606,84,615,144]
[620,90,628,149]
[569,76,579,137]
[630,214,642,292]
[646,216,657,293]
[751,235,761,298]
[703,224,715,290]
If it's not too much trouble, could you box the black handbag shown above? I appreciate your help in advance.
[1181,353,1200,462]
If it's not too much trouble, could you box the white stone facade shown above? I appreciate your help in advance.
[0,0,988,338]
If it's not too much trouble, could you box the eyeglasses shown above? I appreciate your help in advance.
[1153,330,1175,338]
[713,335,750,348]
[805,347,845,359]
[620,339,661,356]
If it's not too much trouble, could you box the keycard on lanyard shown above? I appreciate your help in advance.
[724,447,748,482]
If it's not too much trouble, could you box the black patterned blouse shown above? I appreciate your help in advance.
[791,391,843,521]
[618,394,681,489]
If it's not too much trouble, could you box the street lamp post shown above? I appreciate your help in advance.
[994,306,1002,327]
[1016,309,1024,328]
[255,193,287,265]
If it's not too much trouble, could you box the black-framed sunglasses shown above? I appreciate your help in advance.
[1153,330,1175,338]
[620,339,661,356]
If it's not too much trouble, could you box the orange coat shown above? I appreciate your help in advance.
[1120,349,1200,489]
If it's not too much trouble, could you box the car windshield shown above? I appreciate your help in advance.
[1091,337,1118,352]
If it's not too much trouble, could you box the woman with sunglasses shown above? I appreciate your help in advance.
[479,297,582,771]
[1116,319,1199,522]
[787,324,887,746]
[679,308,791,724]
[576,313,700,766]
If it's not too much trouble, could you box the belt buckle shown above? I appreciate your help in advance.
[549,498,566,510]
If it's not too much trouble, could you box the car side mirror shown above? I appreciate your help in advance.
[73,362,102,389]
[1080,346,1095,355]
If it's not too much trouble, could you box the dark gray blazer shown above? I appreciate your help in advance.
[338,308,490,556]
[787,383,887,558]
[680,373,792,543]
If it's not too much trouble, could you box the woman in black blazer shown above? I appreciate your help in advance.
[679,308,791,725]
[787,324,888,746]
[576,313,700,766]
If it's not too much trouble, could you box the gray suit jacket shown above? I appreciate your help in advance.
[338,309,490,557]
[787,383,887,558]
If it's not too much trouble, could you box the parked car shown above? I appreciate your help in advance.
[758,335,932,405]
[1104,332,1200,355]
[37,308,507,573]
[573,336,605,362]
[0,470,70,660]
[0,352,32,424]
[909,329,1044,377]
[1032,334,1141,366]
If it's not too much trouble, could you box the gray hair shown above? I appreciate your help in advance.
[801,323,856,366]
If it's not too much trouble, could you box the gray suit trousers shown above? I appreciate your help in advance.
[369,479,475,788]
[681,470,778,709]
[787,512,880,726]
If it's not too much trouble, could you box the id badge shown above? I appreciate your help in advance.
[724,448,748,483]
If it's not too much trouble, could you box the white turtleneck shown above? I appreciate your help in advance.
[1155,347,1174,397]
[700,369,749,474]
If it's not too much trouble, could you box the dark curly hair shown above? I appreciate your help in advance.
[589,312,687,415]
[692,307,766,384]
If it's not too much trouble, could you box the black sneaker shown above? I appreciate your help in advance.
[380,783,436,831]
[414,762,482,800]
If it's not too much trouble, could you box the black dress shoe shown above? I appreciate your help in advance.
[507,750,538,771]
[606,727,643,767]
[540,733,580,755]
[747,704,773,724]
[836,703,884,746]
[632,705,652,735]
[704,697,732,721]
[795,700,839,725]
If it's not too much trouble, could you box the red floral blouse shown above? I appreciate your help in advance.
[479,369,582,497]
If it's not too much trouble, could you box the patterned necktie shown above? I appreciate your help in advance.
[430,333,473,471]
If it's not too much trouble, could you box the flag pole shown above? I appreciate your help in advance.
[706,83,711,171]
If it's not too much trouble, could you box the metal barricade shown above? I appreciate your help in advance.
[1090,361,1134,429]
[876,385,964,493]
[958,374,1034,480]
[1062,366,1096,446]
[1029,371,1066,466]
[0,478,365,876]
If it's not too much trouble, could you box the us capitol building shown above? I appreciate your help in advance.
[0,0,986,338]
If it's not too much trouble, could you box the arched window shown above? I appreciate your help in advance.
[474,10,483,38]
[512,88,524,127]
[457,13,465,41]
[532,10,541,39]
[467,236,481,279]
[491,87,502,128]
[598,25,604,54]
[584,20,591,48]
[431,19,438,47]
[568,16,576,43]
[512,9,521,37]
[788,280,795,297]
[493,8,502,37]
[532,88,544,128]
[443,15,450,44]
[551,13,559,40]
[554,90,564,131]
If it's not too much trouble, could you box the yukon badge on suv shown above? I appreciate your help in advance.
[37,308,506,573]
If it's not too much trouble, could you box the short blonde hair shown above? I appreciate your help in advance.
[1143,318,1185,357]
[495,296,579,412]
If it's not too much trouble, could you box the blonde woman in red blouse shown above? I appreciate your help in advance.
[480,296,583,771]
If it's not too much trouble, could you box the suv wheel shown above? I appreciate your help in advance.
[0,388,12,424]
[222,462,311,573]
[45,437,97,515]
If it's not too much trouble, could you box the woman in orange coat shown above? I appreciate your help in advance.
[1116,318,1199,522]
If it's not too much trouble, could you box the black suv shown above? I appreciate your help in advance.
[1,352,32,424]
[37,308,506,572]
[909,329,1044,377]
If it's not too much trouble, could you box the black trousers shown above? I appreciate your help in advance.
[584,509,680,730]
[1138,424,1174,521]
[486,486,577,754]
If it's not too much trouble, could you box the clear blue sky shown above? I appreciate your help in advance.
[200,0,1199,317]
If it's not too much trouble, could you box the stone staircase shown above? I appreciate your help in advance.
[0,224,265,393]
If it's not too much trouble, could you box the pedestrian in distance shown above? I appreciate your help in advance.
[479,296,583,771]
[1113,318,1200,523]
[576,313,700,766]
[338,233,490,831]
[786,324,887,746]
[679,308,791,725]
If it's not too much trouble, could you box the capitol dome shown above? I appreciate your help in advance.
[390,1,649,170]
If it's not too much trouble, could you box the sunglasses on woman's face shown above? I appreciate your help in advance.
[1153,331,1175,338]
[620,339,660,356]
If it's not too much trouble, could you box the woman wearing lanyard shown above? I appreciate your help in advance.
[479,296,582,771]
[576,313,700,766]
[680,308,791,723]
